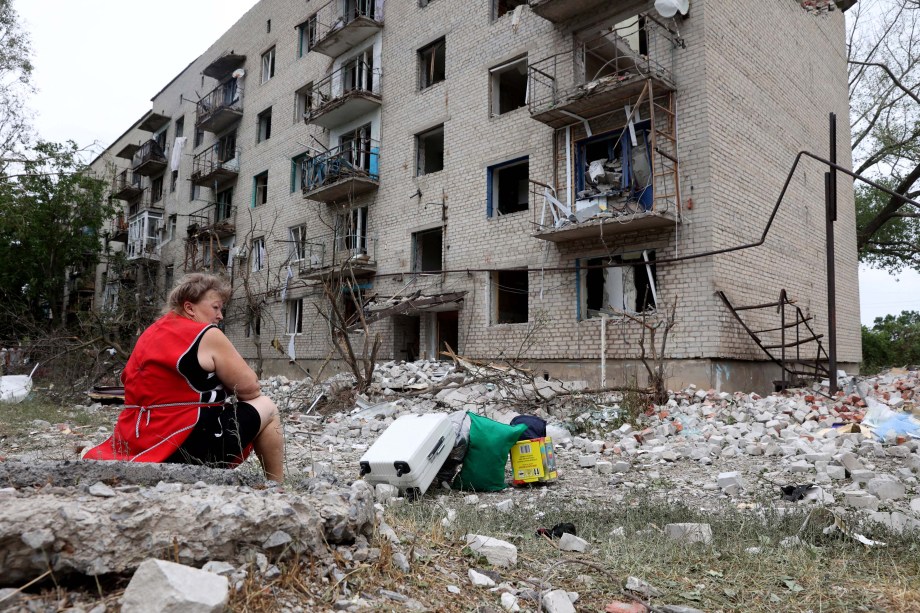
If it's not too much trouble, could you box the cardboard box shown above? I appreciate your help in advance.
[511,437,557,486]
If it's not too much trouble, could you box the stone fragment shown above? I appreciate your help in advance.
[469,568,496,587]
[558,533,589,553]
[625,576,662,597]
[843,492,880,511]
[605,602,648,613]
[612,461,631,473]
[501,592,521,612]
[867,476,906,501]
[375,483,399,503]
[447,584,461,594]
[121,558,228,613]
[826,465,846,480]
[201,561,235,576]
[717,471,743,495]
[542,589,576,613]
[464,495,480,505]
[664,523,713,545]
[262,530,292,550]
[466,534,517,567]
[495,499,514,513]
[88,482,116,498]
[578,455,597,468]
[596,461,614,475]
[392,552,410,573]
[850,469,875,484]
[911,498,920,515]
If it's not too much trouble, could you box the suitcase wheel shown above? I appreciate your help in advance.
[359,461,371,476]
[394,461,411,477]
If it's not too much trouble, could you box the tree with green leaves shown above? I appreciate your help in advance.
[0,141,112,334]
[0,0,34,170]
[861,310,920,372]
[848,0,920,272]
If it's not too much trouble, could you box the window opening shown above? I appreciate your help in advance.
[298,15,318,57]
[575,124,653,211]
[174,117,184,138]
[343,48,374,93]
[494,0,526,20]
[245,312,261,337]
[261,47,276,83]
[216,188,233,221]
[218,130,237,162]
[257,108,272,143]
[164,265,175,294]
[488,157,529,216]
[151,175,164,203]
[289,225,308,262]
[339,123,373,173]
[287,298,303,334]
[416,125,444,176]
[194,128,204,148]
[413,227,443,273]
[583,251,657,317]
[418,38,446,89]
[253,171,269,207]
[251,237,266,272]
[337,206,368,256]
[190,183,200,203]
[291,152,308,192]
[167,214,177,241]
[492,270,528,324]
[170,170,178,193]
[295,82,313,121]
[266,19,271,33]
[342,286,366,326]
[490,57,527,116]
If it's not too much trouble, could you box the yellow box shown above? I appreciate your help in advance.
[511,437,557,486]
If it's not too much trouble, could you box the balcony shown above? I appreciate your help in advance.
[529,0,643,23]
[126,210,162,262]
[202,52,246,80]
[132,140,167,177]
[110,213,129,243]
[298,233,377,281]
[528,14,680,129]
[187,201,235,239]
[191,144,240,187]
[137,112,170,133]
[311,0,384,58]
[302,139,380,204]
[530,181,679,242]
[112,169,143,201]
[304,60,381,129]
[196,80,243,133]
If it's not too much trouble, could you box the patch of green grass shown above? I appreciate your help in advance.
[387,492,920,612]
[0,394,114,440]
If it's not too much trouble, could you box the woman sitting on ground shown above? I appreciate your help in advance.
[84,273,283,482]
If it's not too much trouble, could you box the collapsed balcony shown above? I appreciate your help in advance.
[304,59,381,129]
[298,232,377,281]
[187,200,235,239]
[528,0,620,23]
[196,80,243,133]
[528,14,681,129]
[131,140,167,177]
[112,169,142,201]
[202,52,246,80]
[191,143,240,187]
[302,139,380,204]
[311,0,384,58]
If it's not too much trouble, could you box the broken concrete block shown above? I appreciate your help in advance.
[664,523,712,545]
[625,576,662,597]
[201,561,235,577]
[375,483,399,503]
[468,568,496,587]
[843,492,880,511]
[578,455,598,468]
[612,461,631,473]
[717,471,743,495]
[501,592,521,612]
[558,533,589,553]
[596,461,613,475]
[542,589,576,613]
[826,465,847,480]
[466,534,517,567]
[867,476,906,501]
[495,499,514,513]
[850,469,876,484]
[121,558,228,613]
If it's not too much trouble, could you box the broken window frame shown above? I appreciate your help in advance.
[298,14,318,57]
[580,250,658,319]
[575,121,654,210]
[295,82,313,122]
[256,107,272,143]
[286,298,304,335]
[336,206,369,256]
[491,269,529,324]
[339,123,374,173]
[412,227,444,273]
[166,214,177,242]
[289,224,308,262]
[291,152,308,192]
[489,56,528,116]
[418,37,446,90]
[216,187,233,222]
[251,237,266,272]
[151,174,164,203]
[487,156,529,217]
[252,171,269,207]
[261,47,276,84]
[416,124,445,176]
[245,312,261,338]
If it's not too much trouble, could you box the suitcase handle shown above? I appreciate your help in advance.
[427,435,446,461]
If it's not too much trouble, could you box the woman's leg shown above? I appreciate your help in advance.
[245,395,284,482]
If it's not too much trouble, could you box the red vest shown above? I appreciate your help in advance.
[84,313,227,463]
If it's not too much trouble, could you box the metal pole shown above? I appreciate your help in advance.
[600,315,607,388]
[826,112,838,395]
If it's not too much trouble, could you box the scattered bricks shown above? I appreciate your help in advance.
[664,523,713,545]
[867,477,906,501]
[826,465,847,480]
[745,444,764,456]
[867,511,912,534]
[789,461,812,474]
[468,568,496,588]
[911,498,920,515]
[585,441,604,454]
[596,461,614,475]
[843,492,880,511]
[466,535,517,568]
[375,484,399,503]
[612,461,631,473]
[850,469,876,484]
[887,446,911,459]
[804,453,833,463]
[579,455,598,468]
[605,602,648,613]
[717,471,743,495]
[625,576,663,597]
[558,533,589,553]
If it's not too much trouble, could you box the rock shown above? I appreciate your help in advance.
[578,455,597,468]
[826,465,846,480]
[392,552,410,573]
[717,471,743,495]
[605,602,648,613]
[664,523,712,545]
[850,469,876,483]
[375,483,399,503]
[501,592,521,611]
[88,482,117,498]
[542,589,576,613]
[867,476,906,501]
[201,561,235,576]
[262,530,292,550]
[843,492,880,511]
[469,568,497,587]
[625,576,662,597]
[612,461,631,473]
[558,533,589,553]
[121,558,228,613]
[447,584,461,594]
[495,500,514,513]
[466,535,517,568]
[596,461,614,475]
[464,495,480,505]
[911,497,920,515]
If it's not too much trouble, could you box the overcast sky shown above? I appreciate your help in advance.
[14,0,920,326]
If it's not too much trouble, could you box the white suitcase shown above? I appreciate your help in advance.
[359,413,454,499]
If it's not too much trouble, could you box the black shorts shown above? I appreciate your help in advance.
[165,402,262,468]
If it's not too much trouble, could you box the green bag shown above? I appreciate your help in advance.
[453,412,527,492]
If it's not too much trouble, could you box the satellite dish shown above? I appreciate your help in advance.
[655,0,689,18]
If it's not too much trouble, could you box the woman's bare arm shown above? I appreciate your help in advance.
[198,327,261,400]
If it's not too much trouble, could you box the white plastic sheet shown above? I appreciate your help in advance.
[655,0,689,18]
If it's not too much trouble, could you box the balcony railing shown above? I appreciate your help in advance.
[112,169,143,201]
[305,60,382,129]
[187,201,235,238]
[302,139,380,203]
[132,140,168,176]
[196,80,243,133]
[298,232,377,280]
[311,0,384,58]
[528,14,681,129]
[191,144,240,186]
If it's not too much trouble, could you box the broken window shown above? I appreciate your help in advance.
[218,130,237,162]
[245,312,261,337]
[493,0,526,19]
[416,125,444,176]
[337,206,368,255]
[339,123,373,173]
[418,38,446,89]
[488,157,529,216]
[257,108,272,143]
[342,286,365,326]
[298,15,318,57]
[194,127,204,148]
[492,269,529,324]
[253,171,268,207]
[167,214,177,241]
[291,152,308,192]
[190,183,200,203]
[286,298,303,334]
[583,251,657,317]
[575,125,653,211]
[216,188,233,221]
[174,117,184,139]
[295,82,313,121]
[343,48,374,93]
[151,174,164,203]
[490,57,527,116]
[289,225,308,262]
[261,47,276,83]
[412,227,443,273]
[251,237,266,272]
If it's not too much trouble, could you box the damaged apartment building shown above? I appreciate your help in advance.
[89,0,861,392]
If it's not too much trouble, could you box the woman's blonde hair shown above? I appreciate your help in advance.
[166,273,231,314]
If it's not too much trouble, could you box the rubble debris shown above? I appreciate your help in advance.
[465,534,517,568]
[121,558,228,613]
